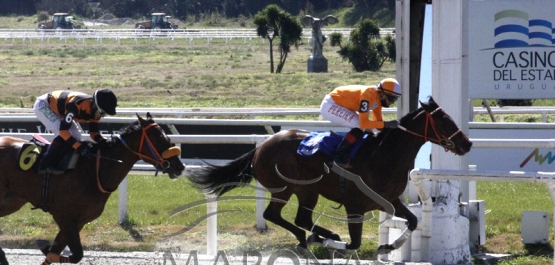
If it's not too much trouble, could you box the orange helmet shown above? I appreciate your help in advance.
[378,78,401,97]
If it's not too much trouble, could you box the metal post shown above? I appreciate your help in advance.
[118,176,128,224]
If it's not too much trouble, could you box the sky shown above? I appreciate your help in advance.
[414,4,432,169]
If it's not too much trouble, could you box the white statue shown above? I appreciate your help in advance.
[301,15,339,58]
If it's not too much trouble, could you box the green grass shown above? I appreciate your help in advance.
[473,182,553,265]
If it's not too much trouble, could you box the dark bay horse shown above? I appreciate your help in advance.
[0,113,184,265]
[188,97,472,254]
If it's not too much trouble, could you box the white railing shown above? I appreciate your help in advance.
[2,106,555,121]
[0,28,395,44]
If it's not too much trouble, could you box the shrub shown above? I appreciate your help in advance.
[335,19,390,72]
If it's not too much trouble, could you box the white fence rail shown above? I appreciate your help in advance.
[0,28,395,44]
[2,106,555,121]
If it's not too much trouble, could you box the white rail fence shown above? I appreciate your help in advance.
[0,28,395,45]
[2,106,555,122]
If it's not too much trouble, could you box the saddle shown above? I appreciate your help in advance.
[297,131,369,158]
[17,135,80,173]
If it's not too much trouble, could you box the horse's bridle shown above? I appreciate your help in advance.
[95,122,180,193]
[401,107,462,151]
[119,122,181,172]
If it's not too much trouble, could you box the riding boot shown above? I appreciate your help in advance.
[333,128,363,168]
[37,136,68,175]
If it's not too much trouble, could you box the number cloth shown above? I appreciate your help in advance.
[320,85,384,129]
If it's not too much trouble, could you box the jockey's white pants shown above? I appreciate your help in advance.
[320,94,359,129]
[33,94,82,141]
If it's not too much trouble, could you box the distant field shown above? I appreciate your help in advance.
[0,37,392,110]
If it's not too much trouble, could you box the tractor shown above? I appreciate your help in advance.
[38,13,76,29]
[135,13,178,29]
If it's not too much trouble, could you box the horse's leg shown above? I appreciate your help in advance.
[345,212,364,250]
[0,201,24,265]
[43,221,84,264]
[294,190,341,244]
[377,198,417,254]
[0,191,27,265]
[0,247,8,265]
[263,193,310,250]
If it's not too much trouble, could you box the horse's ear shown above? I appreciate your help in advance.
[136,113,148,127]
[420,100,432,112]
[146,112,153,121]
[427,96,440,110]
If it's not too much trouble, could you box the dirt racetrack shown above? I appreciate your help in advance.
[3,248,432,264]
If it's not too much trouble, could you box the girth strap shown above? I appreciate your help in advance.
[31,172,50,212]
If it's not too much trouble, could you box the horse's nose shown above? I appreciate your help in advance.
[461,140,473,154]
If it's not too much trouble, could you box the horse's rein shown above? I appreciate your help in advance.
[96,149,114,193]
[398,107,461,151]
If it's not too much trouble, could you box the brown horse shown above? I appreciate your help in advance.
[188,97,472,254]
[0,113,184,265]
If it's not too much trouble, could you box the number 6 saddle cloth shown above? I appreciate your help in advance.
[16,134,78,173]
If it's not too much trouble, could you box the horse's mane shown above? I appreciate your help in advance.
[399,97,440,128]
[118,121,141,136]
[78,121,143,150]
[400,106,425,125]
[371,105,425,143]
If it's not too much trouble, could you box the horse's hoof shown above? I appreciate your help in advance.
[35,240,50,249]
[36,240,51,255]
[295,244,309,255]
[307,234,323,246]
[329,233,342,242]
[376,244,395,255]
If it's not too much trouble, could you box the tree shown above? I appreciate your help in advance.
[253,4,303,73]
[334,18,390,72]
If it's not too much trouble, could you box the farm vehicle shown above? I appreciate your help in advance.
[135,13,178,29]
[38,13,77,29]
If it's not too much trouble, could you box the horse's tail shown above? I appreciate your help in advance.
[189,148,256,197]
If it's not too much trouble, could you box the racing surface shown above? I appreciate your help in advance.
[3,248,432,264]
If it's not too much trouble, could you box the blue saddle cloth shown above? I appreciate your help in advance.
[297,131,368,158]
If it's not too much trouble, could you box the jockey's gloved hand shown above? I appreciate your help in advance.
[77,145,94,158]
[384,120,400,129]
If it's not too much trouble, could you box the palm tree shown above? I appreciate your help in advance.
[253,5,302,73]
